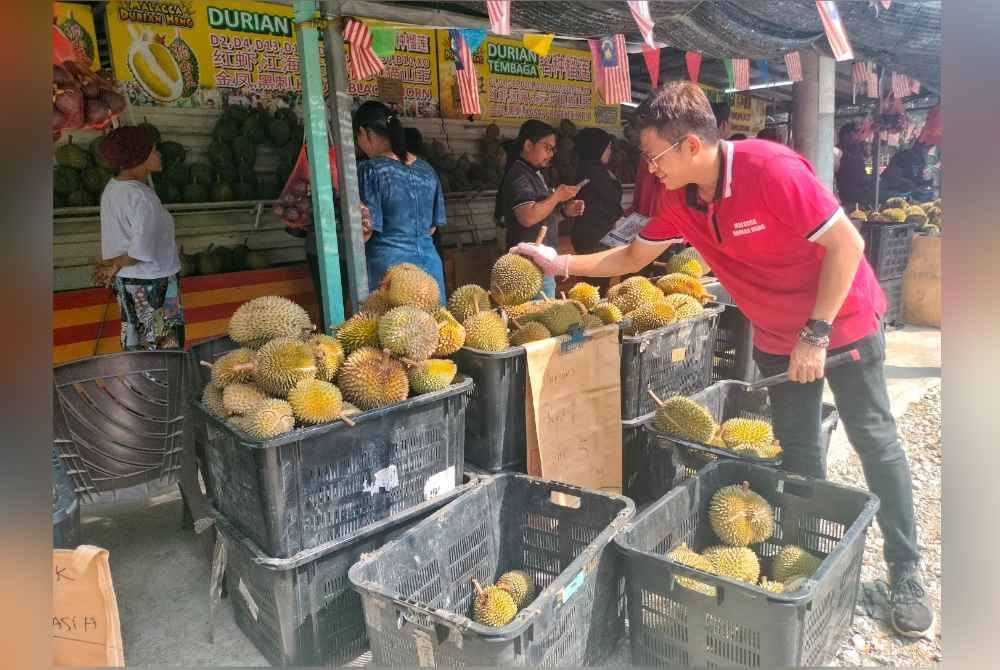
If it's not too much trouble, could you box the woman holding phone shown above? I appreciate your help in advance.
[567,128,622,291]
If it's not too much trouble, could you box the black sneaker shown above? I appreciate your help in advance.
[888,563,935,638]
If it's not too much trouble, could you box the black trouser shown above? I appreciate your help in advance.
[753,327,920,568]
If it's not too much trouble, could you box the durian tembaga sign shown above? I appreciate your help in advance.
[438,33,619,128]
[54,2,102,71]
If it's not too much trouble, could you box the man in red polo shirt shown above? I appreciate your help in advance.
[513,81,932,638]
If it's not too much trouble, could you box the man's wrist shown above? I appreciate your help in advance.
[798,327,830,348]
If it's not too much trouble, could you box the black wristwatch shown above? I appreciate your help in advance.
[805,319,833,337]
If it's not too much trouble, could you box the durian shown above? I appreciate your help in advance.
[627,301,677,334]
[382,264,441,311]
[664,254,705,279]
[510,321,551,345]
[222,383,266,416]
[782,576,809,592]
[592,301,624,325]
[310,334,345,382]
[656,273,714,304]
[407,359,458,395]
[338,347,409,411]
[758,577,786,594]
[228,296,313,345]
[432,308,466,357]
[567,282,600,309]
[490,253,543,306]
[703,545,761,583]
[379,306,439,362]
[885,197,908,210]
[201,383,226,417]
[503,300,547,321]
[254,337,318,398]
[287,378,346,425]
[202,348,256,387]
[464,302,510,352]
[360,288,393,316]
[610,276,662,314]
[771,545,822,582]
[848,205,868,222]
[649,393,717,443]
[448,284,491,324]
[472,580,518,627]
[581,313,605,330]
[539,301,582,336]
[666,543,717,596]
[720,418,774,451]
[663,293,705,320]
[496,570,535,609]
[243,399,296,440]
[881,208,908,223]
[335,312,381,354]
[708,481,774,547]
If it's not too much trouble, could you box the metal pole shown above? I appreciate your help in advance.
[792,51,819,167]
[815,54,836,190]
[294,0,345,328]
[872,65,884,208]
[320,0,369,308]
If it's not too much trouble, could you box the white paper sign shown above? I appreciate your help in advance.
[423,466,457,500]
[600,212,650,247]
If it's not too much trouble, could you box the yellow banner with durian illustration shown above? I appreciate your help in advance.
[54,2,101,71]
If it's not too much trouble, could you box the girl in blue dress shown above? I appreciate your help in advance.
[353,101,447,301]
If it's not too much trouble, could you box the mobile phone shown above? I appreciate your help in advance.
[575,178,590,188]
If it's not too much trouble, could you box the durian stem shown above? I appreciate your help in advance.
[560,292,567,301]
[534,226,548,245]
[472,579,485,597]
[199,360,213,369]
[233,363,256,372]
[647,388,664,407]
[652,261,668,268]
[339,413,356,427]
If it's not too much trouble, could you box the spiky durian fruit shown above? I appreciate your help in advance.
[708,481,775,547]
[472,580,518,627]
[379,306,439,362]
[720,418,774,451]
[758,577,786,594]
[539,301,582,336]
[464,306,510,352]
[243,399,295,440]
[664,254,706,279]
[360,288,393,316]
[204,348,256,387]
[254,337,318,398]
[222,383,266,416]
[496,570,535,609]
[627,301,677,334]
[287,378,344,425]
[782,576,809,592]
[448,284,491,324]
[408,359,458,395]
[504,300,548,321]
[592,301,624,324]
[382,264,440,311]
[885,197,908,210]
[771,545,823,582]
[609,276,662,314]
[651,395,717,443]
[310,334,345,382]
[849,205,868,222]
[567,282,601,310]
[201,383,226,417]
[335,312,380,354]
[581,313,605,330]
[703,545,761,583]
[656,273,714,304]
[663,293,705,320]
[338,347,409,411]
[881,207,907,223]
[228,296,313,345]
[666,543,717,596]
[490,253,543,306]
[510,321,551,346]
[432,308,466,357]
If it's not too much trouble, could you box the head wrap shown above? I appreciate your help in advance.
[574,127,613,163]
[100,125,155,170]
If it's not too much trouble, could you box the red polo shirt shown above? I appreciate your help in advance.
[638,139,886,355]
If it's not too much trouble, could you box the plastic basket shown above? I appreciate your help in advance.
[453,346,528,472]
[620,305,723,420]
[622,415,692,512]
[348,473,635,667]
[880,277,905,329]
[188,336,242,502]
[864,222,916,280]
[615,459,880,667]
[196,376,472,558]
[216,474,479,667]
[52,449,80,549]
[703,281,758,383]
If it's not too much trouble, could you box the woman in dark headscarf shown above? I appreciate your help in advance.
[568,128,622,290]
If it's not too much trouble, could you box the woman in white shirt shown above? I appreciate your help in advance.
[93,125,185,350]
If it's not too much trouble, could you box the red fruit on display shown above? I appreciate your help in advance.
[53,64,73,87]
[85,99,110,125]
[100,89,127,114]
[272,204,286,217]
[291,179,310,196]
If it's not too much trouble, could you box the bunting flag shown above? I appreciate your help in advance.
[733,58,750,90]
[784,52,803,81]
[588,35,631,105]
[851,61,879,102]
[723,58,735,89]
[523,33,555,57]
[486,0,512,36]
[918,103,941,147]
[641,45,660,89]
[685,52,702,83]
[865,62,879,97]
[627,1,656,49]
[343,19,385,81]
[816,1,854,61]
[460,28,487,54]
[891,72,912,99]
[449,29,481,115]
[759,59,770,83]
[369,26,398,59]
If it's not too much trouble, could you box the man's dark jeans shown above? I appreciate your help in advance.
[753,327,920,567]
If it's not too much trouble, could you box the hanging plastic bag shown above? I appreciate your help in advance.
[273,143,339,234]
[52,545,125,667]
[53,24,127,141]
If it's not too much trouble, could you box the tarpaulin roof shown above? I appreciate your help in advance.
[434,1,940,93]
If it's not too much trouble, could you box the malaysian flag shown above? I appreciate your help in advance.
[449,30,481,115]
[343,19,385,81]
[733,58,750,90]
[627,1,656,49]
[486,0,511,36]
[588,35,631,105]
[852,61,878,101]
[784,52,803,82]
[816,1,854,61]
[685,52,702,83]
[891,72,912,99]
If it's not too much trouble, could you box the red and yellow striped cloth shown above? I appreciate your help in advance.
[53,265,319,364]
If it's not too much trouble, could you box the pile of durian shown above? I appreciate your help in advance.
[666,481,824,596]
[849,196,942,236]
[470,569,536,627]
[649,394,783,465]
[200,263,465,440]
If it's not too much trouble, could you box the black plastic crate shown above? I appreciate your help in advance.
[703,280,758,383]
[349,473,635,667]
[52,449,80,549]
[196,376,473,558]
[453,346,528,472]
[880,277,905,329]
[188,336,242,502]
[865,222,916,280]
[615,460,880,667]
[216,474,480,667]
[621,415,693,512]
[620,305,723,420]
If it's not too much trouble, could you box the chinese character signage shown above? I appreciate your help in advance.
[347,22,440,118]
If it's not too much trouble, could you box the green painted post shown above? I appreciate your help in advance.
[294,0,344,328]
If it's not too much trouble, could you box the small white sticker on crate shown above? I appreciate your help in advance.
[423,466,456,500]
[671,347,687,362]
[413,629,436,667]
[237,578,260,621]
[363,465,399,495]
[560,570,586,604]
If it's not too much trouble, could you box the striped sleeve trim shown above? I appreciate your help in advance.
[806,207,845,242]
[636,232,682,245]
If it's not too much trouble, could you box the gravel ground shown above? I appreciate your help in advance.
[828,384,942,667]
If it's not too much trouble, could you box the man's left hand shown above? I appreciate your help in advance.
[563,199,585,217]
[788,339,827,383]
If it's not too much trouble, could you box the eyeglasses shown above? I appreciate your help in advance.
[643,138,683,168]
[538,142,557,155]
